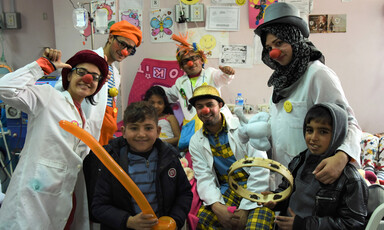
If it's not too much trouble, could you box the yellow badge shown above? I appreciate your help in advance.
[113,108,118,114]
[284,101,293,113]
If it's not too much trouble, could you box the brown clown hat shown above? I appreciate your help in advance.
[61,50,109,96]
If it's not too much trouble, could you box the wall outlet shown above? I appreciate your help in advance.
[190,3,204,22]
[175,4,190,23]
[4,12,21,29]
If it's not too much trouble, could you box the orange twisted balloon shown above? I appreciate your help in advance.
[59,120,176,230]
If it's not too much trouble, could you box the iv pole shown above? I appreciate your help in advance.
[89,1,95,50]
[74,0,109,50]
[75,1,97,50]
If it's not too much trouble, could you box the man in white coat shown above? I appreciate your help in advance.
[86,21,143,224]
[188,85,274,230]
[162,33,235,151]
[55,20,142,145]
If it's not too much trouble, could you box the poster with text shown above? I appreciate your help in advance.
[220,44,253,68]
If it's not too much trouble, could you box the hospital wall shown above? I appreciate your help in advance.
[2,0,384,134]
[1,0,55,69]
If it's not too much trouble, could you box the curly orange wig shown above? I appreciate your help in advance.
[172,33,207,65]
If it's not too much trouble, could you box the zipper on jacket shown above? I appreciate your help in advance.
[146,159,149,168]
[315,195,336,207]
[315,196,335,201]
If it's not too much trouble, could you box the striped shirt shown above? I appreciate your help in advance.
[107,65,115,107]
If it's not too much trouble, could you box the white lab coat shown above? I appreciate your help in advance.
[55,47,121,141]
[0,61,94,229]
[162,67,234,121]
[270,60,361,168]
[189,113,269,210]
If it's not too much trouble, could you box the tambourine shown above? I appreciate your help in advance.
[228,157,294,203]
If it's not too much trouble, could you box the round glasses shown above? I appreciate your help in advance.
[114,36,136,56]
[180,55,200,66]
[72,67,101,82]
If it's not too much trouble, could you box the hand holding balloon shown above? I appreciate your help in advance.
[59,120,176,230]
[127,212,158,230]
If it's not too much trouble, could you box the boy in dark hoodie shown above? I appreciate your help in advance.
[263,103,368,230]
[91,101,192,230]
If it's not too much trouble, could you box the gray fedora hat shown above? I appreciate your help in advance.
[254,2,309,38]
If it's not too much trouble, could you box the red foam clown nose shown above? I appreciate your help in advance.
[269,49,281,59]
[82,74,93,84]
[227,206,236,214]
[121,49,129,57]
[201,107,210,114]
[187,60,194,67]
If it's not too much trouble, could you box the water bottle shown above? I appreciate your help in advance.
[235,93,244,108]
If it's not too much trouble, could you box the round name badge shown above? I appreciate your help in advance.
[284,101,293,113]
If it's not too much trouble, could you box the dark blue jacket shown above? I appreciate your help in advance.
[91,137,192,230]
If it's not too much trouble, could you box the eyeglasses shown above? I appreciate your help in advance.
[180,55,201,66]
[114,36,136,56]
[71,67,102,82]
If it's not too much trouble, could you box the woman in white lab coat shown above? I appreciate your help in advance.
[253,2,361,189]
[0,49,109,230]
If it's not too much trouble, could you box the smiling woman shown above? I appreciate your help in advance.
[0,49,109,229]
[61,49,109,105]
[252,3,362,188]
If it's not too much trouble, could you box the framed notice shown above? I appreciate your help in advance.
[206,6,240,31]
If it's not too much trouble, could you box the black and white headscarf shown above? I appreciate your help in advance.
[260,24,324,103]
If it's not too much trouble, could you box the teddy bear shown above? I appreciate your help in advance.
[234,107,271,151]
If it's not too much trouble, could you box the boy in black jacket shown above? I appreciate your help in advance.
[92,101,192,230]
[263,103,368,230]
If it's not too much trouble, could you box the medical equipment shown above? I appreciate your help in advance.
[5,105,27,154]
[0,102,15,193]
[72,6,88,34]
[71,1,109,49]
[95,8,108,34]
[0,25,12,77]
